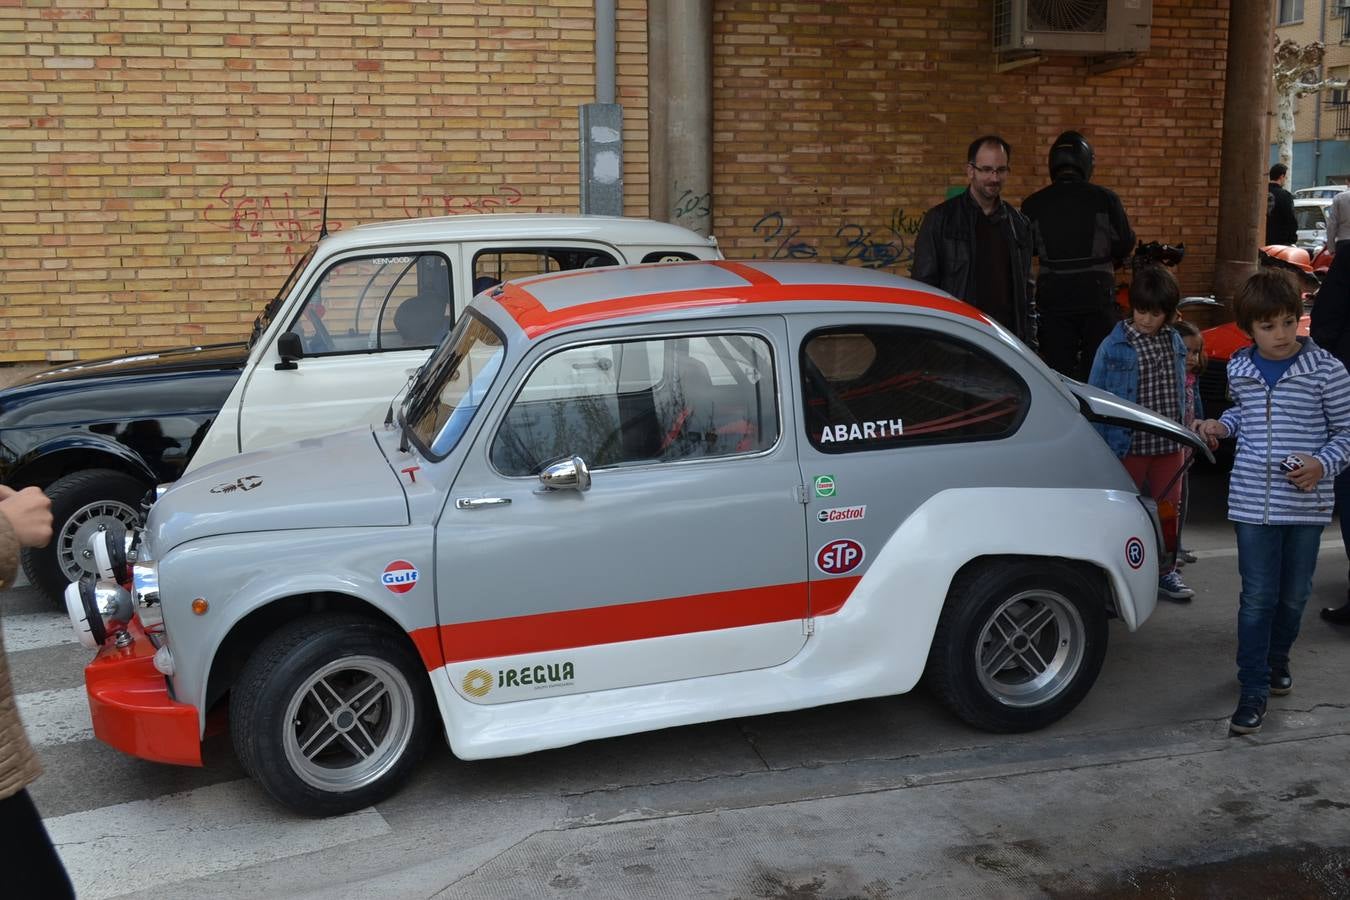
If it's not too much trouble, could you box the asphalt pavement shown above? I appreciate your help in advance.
[4,463,1350,898]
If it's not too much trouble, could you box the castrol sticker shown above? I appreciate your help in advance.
[382,560,420,593]
[817,504,866,524]
[815,539,865,575]
[1125,537,1146,570]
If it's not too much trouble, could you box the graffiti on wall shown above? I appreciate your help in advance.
[203,183,539,264]
[752,208,925,270]
[672,186,712,223]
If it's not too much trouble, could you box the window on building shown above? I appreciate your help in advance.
[1278,0,1304,25]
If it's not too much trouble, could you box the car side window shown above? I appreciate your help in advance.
[491,333,778,476]
[472,247,621,296]
[291,253,452,356]
[800,325,1028,453]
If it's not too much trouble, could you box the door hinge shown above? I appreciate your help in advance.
[794,484,809,504]
[802,617,815,636]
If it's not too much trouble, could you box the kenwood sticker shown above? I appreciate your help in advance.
[816,539,864,575]
[817,505,866,524]
[382,560,419,593]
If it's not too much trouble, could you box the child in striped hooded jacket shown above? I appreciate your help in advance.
[1194,269,1350,737]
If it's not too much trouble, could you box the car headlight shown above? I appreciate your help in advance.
[90,525,133,588]
[64,574,135,650]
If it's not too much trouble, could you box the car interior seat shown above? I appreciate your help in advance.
[394,258,453,346]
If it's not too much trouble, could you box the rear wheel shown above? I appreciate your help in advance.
[926,560,1108,733]
[231,614,431,817]
[21,468,149,604]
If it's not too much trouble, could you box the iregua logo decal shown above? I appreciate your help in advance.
[381,560,419,593]
[817,505,865,524]
[813,475,836,498]
[816,539,864,575]
[462,668,493,697]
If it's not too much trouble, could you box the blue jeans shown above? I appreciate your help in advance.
[1234,522,1324,698]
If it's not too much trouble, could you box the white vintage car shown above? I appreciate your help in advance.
[70,260,1208,816]
[0,215,720,600]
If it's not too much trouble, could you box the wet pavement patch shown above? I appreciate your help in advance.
[1049,844,1350,899]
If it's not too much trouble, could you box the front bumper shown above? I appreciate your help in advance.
[85,618,202,767]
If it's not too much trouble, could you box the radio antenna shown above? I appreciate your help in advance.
[318,97,335,239]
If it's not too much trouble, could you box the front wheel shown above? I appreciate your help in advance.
[926,559,1108,733]
[21,468,149,604]
[230,614,431,817]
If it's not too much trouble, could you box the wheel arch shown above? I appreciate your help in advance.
[946,554,1116,618]
[203,591,430,717]
[8,438,156,489]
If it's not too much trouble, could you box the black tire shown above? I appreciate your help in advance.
[21,468,149,604]
[926,559,1108,733]
[230,614,431,817]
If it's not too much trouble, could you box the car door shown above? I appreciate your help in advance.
[236,248,461,454]
[433,318,809,704]
[788,316,1035,619]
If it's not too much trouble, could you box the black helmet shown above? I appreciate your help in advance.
[1049,130,1094,180]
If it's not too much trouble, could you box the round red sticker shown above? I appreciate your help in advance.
[382,559,420,593]
[1125,537,1146,570]
[815,539,865,575]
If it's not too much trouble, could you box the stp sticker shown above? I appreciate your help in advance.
[813,475,836,498]
[816,539,864,575]
[817,504,866,524]
[382,559,420,593]
[1125,537,1146,570]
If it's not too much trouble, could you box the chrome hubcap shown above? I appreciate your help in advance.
[58,500,140,581]
[282,656,415,793]
[975,589,1085,708]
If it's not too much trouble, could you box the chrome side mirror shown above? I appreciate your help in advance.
[539,456,592,492]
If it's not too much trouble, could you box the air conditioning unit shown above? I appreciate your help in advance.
[994,0,1152,55]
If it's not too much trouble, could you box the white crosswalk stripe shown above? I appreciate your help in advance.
[45,780,391,900]
[16,685,93,747]
[3,610,78,652]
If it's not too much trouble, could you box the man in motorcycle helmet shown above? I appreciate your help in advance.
[1023,130,1136,381]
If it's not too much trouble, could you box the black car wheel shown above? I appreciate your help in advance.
[21,468,149,604]
[230,614,431,817]
[926,559,1108,733]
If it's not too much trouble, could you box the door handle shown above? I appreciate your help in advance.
[455,497,512,510]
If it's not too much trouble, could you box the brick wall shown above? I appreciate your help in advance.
[0,0,648,362]
[710,0,1228,299]
[3,0,1229,363]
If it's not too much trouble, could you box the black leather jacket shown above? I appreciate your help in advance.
[911,189,1037,348]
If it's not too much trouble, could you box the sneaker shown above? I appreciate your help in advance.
[1229,695,1267,735]
[1158,570,1195,602]
[1178,548,1198,564]
[1270,665,1292,696]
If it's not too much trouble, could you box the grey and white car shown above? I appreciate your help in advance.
[68,260,1209,816]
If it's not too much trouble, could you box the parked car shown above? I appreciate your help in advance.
[0,215,721,601]
[67,260,1209,816]
[1293,197,1332,254]
[1293,185,1346,201]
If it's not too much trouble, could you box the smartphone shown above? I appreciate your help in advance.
[1280,454,1304,474]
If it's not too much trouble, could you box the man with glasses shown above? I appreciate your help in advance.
[1022,130,1135,381]
[912,135,1037,347]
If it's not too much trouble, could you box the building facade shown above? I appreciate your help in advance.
[1274,0,1350,188]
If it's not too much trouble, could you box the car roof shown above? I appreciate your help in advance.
[482,259,988,338]
[1294,197,1331,207]
[314,214,719,255]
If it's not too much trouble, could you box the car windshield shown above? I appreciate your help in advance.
[248,247,316,349]
[403,312,505,458]
[1295,206,1326,230]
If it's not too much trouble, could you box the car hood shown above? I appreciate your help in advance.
[1063,379,1214,462]
[146,427,408,554]
[13,342,249,388]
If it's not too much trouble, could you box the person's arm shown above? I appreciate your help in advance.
[0,485,53,588]
[909,204,942,288]
[1313,360,1350,479]
[1275,188,1298,242]
[1327,197,1340,247]
[1107,190,1135,264]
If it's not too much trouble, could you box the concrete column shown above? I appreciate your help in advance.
[1213,2,1274,302]
[664,0,713,236]
[648,0,669,221]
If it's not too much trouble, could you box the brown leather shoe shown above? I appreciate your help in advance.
[1321,601,1350,624]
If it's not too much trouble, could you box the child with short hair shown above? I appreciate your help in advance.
[1174,319,1206,565]
[1089,264,1193,601]
[1194,269,1350,735]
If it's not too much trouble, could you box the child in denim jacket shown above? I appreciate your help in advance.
[1088,264,1192,601]
[1194,269,1350,735]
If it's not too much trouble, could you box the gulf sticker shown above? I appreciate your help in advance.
[382,559,420,593]
[816,539,864,575]
[1125,537,1146,570]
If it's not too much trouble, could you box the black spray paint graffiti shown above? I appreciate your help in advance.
[673,186,712,223]
[752,209,925,269]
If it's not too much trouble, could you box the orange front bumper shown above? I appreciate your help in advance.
[85,619,202,767]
